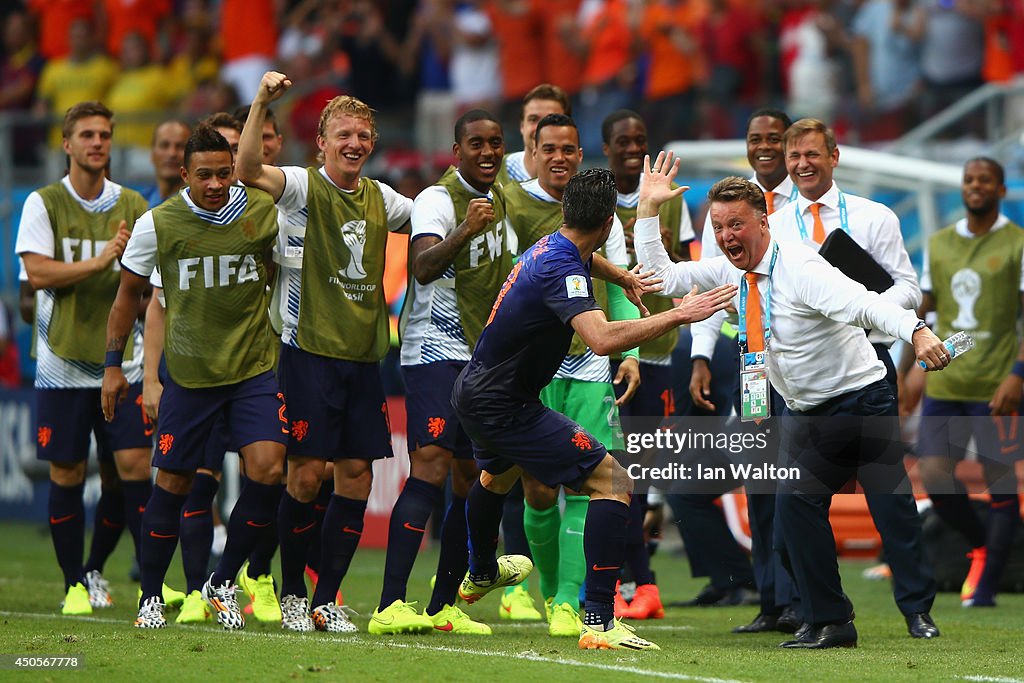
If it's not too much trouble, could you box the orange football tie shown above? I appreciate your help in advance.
[809,202,826,244]
[744,273,764,352]
[764,190,775,215]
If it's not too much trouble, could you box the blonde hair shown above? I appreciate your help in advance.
[783,118,837,154]
[316,95,377,163]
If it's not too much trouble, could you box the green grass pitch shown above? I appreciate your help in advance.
[1,520,1022,682]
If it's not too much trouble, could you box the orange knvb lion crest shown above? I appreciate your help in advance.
[291,420,310,442]
[427,417,446,439]
[571,431,592,451]
[37,426,53,448]
[158,434,174,455]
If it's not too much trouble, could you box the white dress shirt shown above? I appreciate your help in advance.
[770,182,921,339]
[690,180,920,360]
[691,173,796,360]
[634,216,920,411]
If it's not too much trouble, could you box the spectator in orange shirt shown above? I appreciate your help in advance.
[571,0,635,154]
[536,0,584,97]
[981,0,1024,83]
[27,0,97,61]
[219,0,279,103]
[639,0,707,149]
[100,0,171,59]
[488,1,544,126]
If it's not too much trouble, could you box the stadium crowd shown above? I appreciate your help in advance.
[5,0,1024,657]
[3,0,1024,167]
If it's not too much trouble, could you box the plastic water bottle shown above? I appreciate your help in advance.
[919,331,975,368]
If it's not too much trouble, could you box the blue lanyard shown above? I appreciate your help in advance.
[794,191,848,241]
[737,242,779,352]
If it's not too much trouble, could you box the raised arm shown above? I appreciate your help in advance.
[413,197,496,284]
[634,153,721,296]
[236,71,291,200]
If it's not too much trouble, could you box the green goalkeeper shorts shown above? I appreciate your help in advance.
[539,378,624,451]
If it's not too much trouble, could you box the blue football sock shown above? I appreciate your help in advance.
[311,494,367,608]
[246,482,284,577]
[379,477,442,611]
[466,480,506,582]
[179,472,218,593]
[121,479,152,570]
[212,477,279,586]
[84,485,124,575]
[583,499,630,629]
[140,484,187,603]
[278,489,316,599]
[427,495,468,615]
[49,481,86,590]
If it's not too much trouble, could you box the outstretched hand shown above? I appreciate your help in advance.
[675,283,738,324]
[638,151,689,217]
[621,263,663,317]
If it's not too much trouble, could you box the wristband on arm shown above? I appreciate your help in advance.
[1011,360,1024,380]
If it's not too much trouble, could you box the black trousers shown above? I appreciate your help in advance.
[775,372,934,626]
[865,344,936,616]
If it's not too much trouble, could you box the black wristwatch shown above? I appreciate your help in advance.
[912,320,928,335]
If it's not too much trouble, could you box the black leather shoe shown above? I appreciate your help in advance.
[776,606,801,634]
[780,621,857,649]
[792,622,811,641]
[906,612,940,639]
[732,612,779,633]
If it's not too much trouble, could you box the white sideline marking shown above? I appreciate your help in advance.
[1,610,743,682]
[958,677,1024,683]
[500,621,695,632]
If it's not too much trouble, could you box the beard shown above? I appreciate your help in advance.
[965,201,997,217]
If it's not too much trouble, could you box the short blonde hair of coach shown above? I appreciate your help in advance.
[707,176,768,216]
[317,95,378,163]
[782,117,837,154]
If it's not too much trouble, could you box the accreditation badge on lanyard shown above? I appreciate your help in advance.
[737,243,779,422]
[740,352,769,422]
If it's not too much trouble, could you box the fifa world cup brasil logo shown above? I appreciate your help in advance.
[339,219,368,280]
[950,268,981,329]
